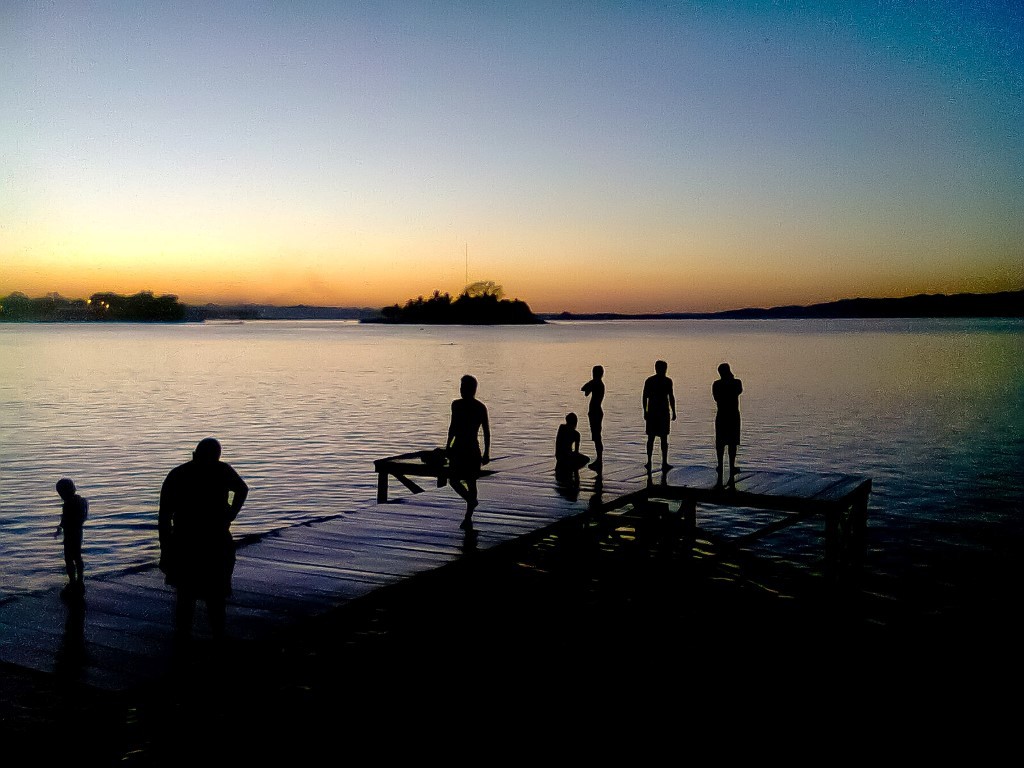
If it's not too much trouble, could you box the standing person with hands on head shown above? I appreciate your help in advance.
[713,362,743,484]
[642,360,676,471]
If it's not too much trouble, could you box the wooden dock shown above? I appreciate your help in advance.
[0,454,869,692]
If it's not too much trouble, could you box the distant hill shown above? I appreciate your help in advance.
[544,289,1024,321]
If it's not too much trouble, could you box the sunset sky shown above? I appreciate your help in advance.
[3,1,1021,313]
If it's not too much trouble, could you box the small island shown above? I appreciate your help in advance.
[0,291,187,322]
[365,282,544,325]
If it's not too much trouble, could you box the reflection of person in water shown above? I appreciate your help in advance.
[555,413,590,476]
[581,365,605,471]
[446,375,490,530]
[159,438,248,639]
[54,478,88,599]
[642,360,676,470]
[713,363,743,482]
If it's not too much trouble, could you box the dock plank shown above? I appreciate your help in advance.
[0,457,869,692]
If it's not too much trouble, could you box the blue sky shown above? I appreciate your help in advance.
[3,1,1021,312]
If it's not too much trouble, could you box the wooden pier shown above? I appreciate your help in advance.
[0,454,870,692]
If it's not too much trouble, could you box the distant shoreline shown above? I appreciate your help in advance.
[2,288,1021,323]
[542,289,1024,321]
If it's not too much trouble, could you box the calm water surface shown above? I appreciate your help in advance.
[1,319,1022,611]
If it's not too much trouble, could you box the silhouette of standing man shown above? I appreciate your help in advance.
[713,363,743,483]
[159,438,248,639]
[581,365,605,472]
[642,360,676,471]
[447,375,490,530]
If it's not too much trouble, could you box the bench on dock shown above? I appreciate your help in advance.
[634,465,871,578]
[373,449,497,502]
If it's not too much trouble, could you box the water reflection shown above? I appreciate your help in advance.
[0,319,1021,601]
[55,594,87,682]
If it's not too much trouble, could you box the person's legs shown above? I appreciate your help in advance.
[589,414,603,470]
[728,444,738,477]
[456,476,478,529]
[73,554,84,590]
[175,590,196,636]
[716,442,725,476]
[63,542,84,592]
[207,596,226,639]
[660,435,671,469]
[450,477,469,501]
[645,435,655,468]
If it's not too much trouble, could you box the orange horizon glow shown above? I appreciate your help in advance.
[2,256,1020,316]
[4,4,1021,316]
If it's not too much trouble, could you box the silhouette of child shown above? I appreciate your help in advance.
[555,413,590,476]
[54,478,88,597]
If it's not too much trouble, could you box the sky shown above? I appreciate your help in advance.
[2,1,1022,313]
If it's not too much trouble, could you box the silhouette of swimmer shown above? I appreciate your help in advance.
[581,365,605,471]
[446,375,490,530]
[555,413,590,475]
[642,360,676,471]
[713,363,743,483]
[54,478,88,599]
[159,438,248,639]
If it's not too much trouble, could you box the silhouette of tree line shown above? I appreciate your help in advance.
[371,281,544,325]
[0,291,187,322]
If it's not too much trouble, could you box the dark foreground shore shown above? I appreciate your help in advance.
[3,519,1022,763]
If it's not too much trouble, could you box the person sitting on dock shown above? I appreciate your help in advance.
[446,375,490,530]
[581,365,605,472]
[54,478,88,599]
[713,363,743,483]
[555,412,590,479]
[159,437,248,640]
[642,360,676,471]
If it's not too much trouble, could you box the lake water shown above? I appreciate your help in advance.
[1,319,1022,622]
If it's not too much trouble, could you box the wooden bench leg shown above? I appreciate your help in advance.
[377,472,388,503]
[681,497,696,554]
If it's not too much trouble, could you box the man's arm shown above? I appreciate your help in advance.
[227,468,248,523]
[158,475,173,545]
[481,406,491,463]
[446,403,457,450]
[669,381,677,419]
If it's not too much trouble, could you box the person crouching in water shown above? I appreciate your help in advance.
[555,413,590,480]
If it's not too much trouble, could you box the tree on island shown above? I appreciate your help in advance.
[0,290,187,322]
[372,281,544,325]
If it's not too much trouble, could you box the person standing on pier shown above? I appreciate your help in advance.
[54,478,88,599]
[159,437,248,640]
[446,374,490,530]
[642,360,676,471]
[713,363,743,483]
[581,365,605,472]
